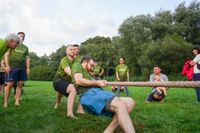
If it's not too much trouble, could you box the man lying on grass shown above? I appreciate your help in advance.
[72,55,136,133]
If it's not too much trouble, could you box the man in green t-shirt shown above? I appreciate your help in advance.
[0,33,21,60]
[91,63,104,80]
[3,32,30,108]
[116,57,129,96]
[53,45,77,118]
[73,44,81,63]
[72,56,136,133]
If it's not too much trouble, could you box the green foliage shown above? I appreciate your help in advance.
[49,45,66,70]
[29,65,55,81]
[137,34,193,80]
[80,36,118,76]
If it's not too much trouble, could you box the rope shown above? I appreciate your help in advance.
[106,81,200,88]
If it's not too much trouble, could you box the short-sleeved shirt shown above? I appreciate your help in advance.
[72,62,93,94]
[93,66,104,76]
[0,38,8,60]
[9,44,29,68]
[54,56,73,82]
[193,54,200,74]
[149,74,168,82]
[116,64,129,81]
[74,55,82,64]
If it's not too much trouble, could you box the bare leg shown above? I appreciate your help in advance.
[3,82,14,108]
[77,102,85,114]
[54,92,63,109]
[66,84,77,119]
[104,97,135,133]
[15,81,23,106]
[0,84,5,95]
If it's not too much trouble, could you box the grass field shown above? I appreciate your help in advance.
[0,81,200,133]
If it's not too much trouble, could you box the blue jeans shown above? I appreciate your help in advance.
[193,73,200,102]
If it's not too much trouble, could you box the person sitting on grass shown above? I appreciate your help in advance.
[153,75,167,96]
[146,66,168,103]
[53,45,77,119]
[72,55,136,133]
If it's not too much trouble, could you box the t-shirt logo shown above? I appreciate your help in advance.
[119,68,126,72]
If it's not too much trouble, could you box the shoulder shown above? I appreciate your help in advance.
[150,74,154,78]
[72,63,82,73]
[161,73,168,80]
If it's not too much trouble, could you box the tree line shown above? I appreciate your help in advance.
[29,1,200,81]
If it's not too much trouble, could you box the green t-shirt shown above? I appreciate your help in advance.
[0,38,8,60]
[73,55,81,64]
[116,64,129,81]
[54,56,73,82]
[93,66,104,76]
[9,44,29,68]
[72,62,92,94]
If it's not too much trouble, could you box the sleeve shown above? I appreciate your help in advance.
[150,75,154,82]
[164,75,169,81]
[116,65,119,73]
[26,48,29,56]
[72,63,82,74]
[61,59,70,69]
[193,54,200,63]
[126,65,129,72]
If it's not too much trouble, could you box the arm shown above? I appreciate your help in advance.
[26,56,30,75]
[149,75,154,82]
[64,67,72,76]
[127,71,129,81]
[116,66,120,81]
[74,73,106,87]
[190,55,200,66]
[4,51,11,73]
[99,68,104,76]
[1,60,6,70]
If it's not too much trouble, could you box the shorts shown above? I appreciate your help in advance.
[53,78,70,97]
[6,67,27,82]
[0,72,5,85]
[80,87,116,116]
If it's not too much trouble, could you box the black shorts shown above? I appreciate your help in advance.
[0,72,5,85]
[53,78,70,97]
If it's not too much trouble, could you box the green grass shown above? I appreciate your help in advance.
[0,81,200,133]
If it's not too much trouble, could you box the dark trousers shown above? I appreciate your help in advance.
[193,73,200,102]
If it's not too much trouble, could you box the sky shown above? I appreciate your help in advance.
[0,0,194,56]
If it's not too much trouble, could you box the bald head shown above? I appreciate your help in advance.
[66,45,75,58]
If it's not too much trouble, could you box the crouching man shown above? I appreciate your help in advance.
[72,56,136,133]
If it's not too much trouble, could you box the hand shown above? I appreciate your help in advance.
[96,80,107,87]
[5,66,11,74]
[117,78,120,81]
[26,69,30,75]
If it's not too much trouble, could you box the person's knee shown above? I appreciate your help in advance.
[67,84,77,95]
[17,81,23,88]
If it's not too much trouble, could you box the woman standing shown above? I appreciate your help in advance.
[190,45,200,103]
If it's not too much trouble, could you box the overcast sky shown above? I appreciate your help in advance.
[0,0,193,56]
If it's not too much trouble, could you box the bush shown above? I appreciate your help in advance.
[29,65,55,81]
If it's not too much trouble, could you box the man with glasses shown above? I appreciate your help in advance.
[72,55,136,133]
